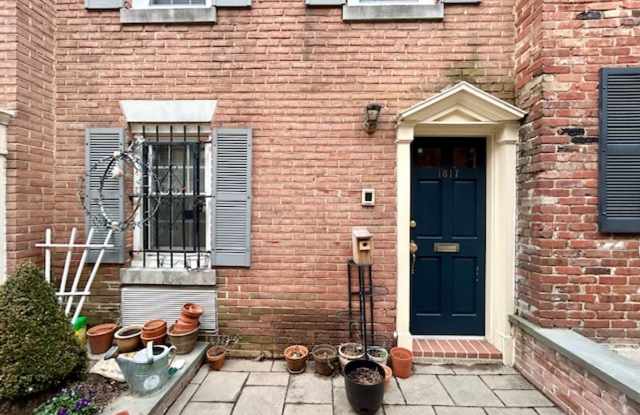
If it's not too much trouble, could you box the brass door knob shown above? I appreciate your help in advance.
[410,220,417,229]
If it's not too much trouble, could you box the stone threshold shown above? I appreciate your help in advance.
[510,314,640,404]
[103,342,207,415]
[413,337,502,364]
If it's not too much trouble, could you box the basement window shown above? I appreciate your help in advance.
[122,0,216,24]
[342,0,444,21]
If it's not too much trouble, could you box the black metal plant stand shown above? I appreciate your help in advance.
[347,259,374,352]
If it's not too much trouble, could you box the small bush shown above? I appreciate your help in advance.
[34,386,99,415]
[0,263,87,400]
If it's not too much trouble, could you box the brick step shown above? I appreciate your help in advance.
[413,338,502,362]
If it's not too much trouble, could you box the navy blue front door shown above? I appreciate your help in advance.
[410,139,486,335]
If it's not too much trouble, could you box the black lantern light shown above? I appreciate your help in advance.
[364,103,382,134]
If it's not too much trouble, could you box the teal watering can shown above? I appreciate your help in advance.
[106,342,176,395]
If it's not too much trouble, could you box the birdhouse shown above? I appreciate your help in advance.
[352,227,373,265]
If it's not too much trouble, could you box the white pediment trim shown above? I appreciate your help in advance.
[398,81,526,125]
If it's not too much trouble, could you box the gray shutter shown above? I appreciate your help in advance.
[85,128,126,263]
[85,0,123,9]
[212,128,252,267]
[598,68,640,233]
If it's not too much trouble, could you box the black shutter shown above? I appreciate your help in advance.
[599,68,640,233]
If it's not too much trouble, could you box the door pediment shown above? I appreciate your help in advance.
[398,82,526,125]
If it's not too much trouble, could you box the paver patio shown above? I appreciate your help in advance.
[167,360,562,415]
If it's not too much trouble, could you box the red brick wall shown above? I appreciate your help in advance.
[514,326,640,415]
[514,0,640,343]
[53,0,516,353]
[3,0,56,273]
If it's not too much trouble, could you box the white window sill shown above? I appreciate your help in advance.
[120,6,216,23]
[342,2,444,20]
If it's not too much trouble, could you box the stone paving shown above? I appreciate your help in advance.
[166,359,563,415]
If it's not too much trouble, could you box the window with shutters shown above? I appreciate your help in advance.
[130,0,212,8]
[134,126,212,270]
[599,68,640,233]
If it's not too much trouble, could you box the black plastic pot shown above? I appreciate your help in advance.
[344,359,385,414]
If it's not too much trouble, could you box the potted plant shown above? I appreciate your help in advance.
[284,345,309,374]
[207,346,226,370]
[114,325,142,353]
[366,346,388,365]
[338,342,364,370]
[311,344,338,376]
[344,359,385,414]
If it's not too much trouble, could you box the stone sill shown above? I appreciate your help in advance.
[342,3,444,20]
[121,268,216,286]
[510,314,640,404]
[120,7,216,24]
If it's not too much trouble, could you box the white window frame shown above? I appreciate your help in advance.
[131,0,213,9]
[131,129,213,270]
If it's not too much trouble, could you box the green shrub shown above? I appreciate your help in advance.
[0,263,87,400]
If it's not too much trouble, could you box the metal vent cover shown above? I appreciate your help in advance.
[121,286,217,332]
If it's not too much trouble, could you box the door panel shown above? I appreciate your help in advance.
[410,138,486,336]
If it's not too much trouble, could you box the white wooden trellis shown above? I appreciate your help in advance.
[36,227,114,324]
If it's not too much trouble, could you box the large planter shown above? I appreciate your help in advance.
[338,343,364,370]
[168,325,199,354]
[284,345,309,374]
[87,323,117,354]
[311,344,338,376]
[390,347,412,379]
[114,325,142,353]
[344,359,385,414]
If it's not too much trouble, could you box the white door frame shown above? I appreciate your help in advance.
[394,82,525,364]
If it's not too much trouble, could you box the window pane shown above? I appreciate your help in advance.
[452,146,477,168]
[152,0,206,4]
[414,146,442,167]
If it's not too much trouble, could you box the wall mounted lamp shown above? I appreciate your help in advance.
[364,103,382,134]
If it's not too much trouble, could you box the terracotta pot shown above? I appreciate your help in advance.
[311,344,338,376]
[207,346,226,370]
[87,323,117,354]
[178,314,199,326]
[390,347,413,379]
[182,303,204,319]
[173,320,196,334]
[141,332,166,346]
[284,345,309,374]
[114,325,142,353]
[381,364,393,385]
[142,320,167,338]
[168,325,199,354]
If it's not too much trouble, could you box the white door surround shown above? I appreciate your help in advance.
[395,82,525,365]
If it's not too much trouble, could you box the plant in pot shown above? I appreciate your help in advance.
[206,335,239,371]
[311,344,338,376]
[338,342,364,370]
[344,359,385,414]
[284,345,309,374]
[366,346,389,366]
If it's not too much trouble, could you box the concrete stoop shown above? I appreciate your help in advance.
[103,342,207,415]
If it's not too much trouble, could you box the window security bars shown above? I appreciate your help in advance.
[134,126,211,269]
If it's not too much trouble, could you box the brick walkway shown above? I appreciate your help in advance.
[167,359,564,415]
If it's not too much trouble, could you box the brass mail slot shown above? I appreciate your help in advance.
[433,242,460,253]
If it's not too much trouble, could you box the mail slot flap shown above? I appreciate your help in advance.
[433,242,460,253]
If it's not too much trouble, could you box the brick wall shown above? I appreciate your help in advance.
[3,0,56,272]
[514,326,640,415]
[54,0,516,353]
[514,0,640,343]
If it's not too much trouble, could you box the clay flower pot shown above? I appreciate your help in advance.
[114,325,142,353]
[178,314,199,327]
[311,344,338,376]
[284,345,309,374]
[142,320,167,338]
[87,323,117,354]
[168,324,199,355]
[207,346,226,370]
[338,343,364,370]
[390,347,413,379]
[182,303,204,319]
[173,320,196,334]
[141,332,166,346]
[381,364,393,385]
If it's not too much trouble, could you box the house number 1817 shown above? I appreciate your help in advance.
[439,168,459,178]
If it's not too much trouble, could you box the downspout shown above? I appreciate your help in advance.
[0,110,14,284]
